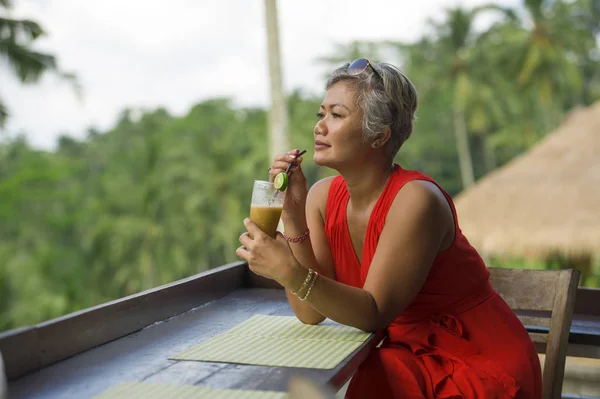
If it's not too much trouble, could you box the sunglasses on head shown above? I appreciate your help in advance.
[344,58,383,81]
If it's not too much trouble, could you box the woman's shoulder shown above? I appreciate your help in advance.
[307,175,342,219]
[387,179,456,250]
[307,175,339,204]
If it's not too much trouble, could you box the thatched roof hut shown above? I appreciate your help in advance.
[454,101,600,259]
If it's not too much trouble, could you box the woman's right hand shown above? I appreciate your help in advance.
[269,149,309,218]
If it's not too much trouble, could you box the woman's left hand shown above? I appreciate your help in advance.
[236,218,299,287]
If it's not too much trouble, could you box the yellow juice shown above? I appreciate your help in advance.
[250,205,283,238]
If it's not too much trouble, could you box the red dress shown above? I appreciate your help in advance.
[325,165,542,399]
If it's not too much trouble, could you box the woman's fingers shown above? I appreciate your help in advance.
[274,150,301,163]
[270,152,304,172]
[270,158,304,173]
[270,161,291,173]
[235,245,249,260]
[269,160,303,182]
[239,231,253,247]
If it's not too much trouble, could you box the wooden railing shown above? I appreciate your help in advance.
[0,262,248,380]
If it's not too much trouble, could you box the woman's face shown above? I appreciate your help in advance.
[313,81,369,169]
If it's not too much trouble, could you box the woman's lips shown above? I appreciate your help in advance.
[314,141,330,151]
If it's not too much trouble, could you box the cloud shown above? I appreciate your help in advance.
[1,0,514,149]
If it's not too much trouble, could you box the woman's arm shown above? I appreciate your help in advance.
[282,177,337,325]
[282,180,454,332]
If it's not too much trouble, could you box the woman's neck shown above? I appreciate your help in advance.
[340,159,395,211]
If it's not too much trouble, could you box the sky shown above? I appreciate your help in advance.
[1,0,514,150]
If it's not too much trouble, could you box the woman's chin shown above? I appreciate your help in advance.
[313,153,329,167]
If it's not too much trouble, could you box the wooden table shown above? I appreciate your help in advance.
[2,261,599,398]
[3,264,383,399]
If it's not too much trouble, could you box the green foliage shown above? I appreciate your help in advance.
[0,1,79,127]
[1,0,599,331]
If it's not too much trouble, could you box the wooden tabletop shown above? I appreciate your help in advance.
[3,262,599,398]
[7,288,383,399]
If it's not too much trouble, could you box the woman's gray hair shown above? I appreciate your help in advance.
[325,62,418,159]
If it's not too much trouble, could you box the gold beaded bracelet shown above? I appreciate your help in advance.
[299,270,318,301]
[291,268,314,296]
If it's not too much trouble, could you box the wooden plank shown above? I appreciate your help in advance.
[535,341,600,359]
[568,317,600,347]
[518,315,551,328]
[246,270,284,289]
[527,316,600,350]
[6,288,289,399]
[544,269,579,399]
[7,288,382,399]
[144,359,229,386]
[0,261,248,380]
[489,268,560,311]
[196,363,293,392]
[529,332,549,344]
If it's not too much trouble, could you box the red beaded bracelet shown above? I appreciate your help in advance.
[283,229,310,243]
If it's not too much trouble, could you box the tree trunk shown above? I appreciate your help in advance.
[483,131,497,173]
[264,0,289,161]
[453,106,475,189]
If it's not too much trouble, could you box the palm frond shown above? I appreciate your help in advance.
[0,39,57,83]
[0,17,45,41]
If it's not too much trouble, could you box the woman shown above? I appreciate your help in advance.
[236,58,542,398]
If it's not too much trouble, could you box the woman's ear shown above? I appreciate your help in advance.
[373,126,392,148]
[381,126,392,145]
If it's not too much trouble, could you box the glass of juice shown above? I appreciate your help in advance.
[249,180,284,238]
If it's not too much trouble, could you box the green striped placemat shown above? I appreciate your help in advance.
[225,315,370,342]
[169,315,370,369]
[171,333,363,369]
[93,381,287,399]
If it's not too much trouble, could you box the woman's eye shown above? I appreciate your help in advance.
[316,113,324,119]
[332,113,342,119]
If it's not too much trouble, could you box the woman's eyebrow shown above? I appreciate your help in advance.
[320,103,350,111]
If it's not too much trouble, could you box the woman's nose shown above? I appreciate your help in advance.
[315,119,327,136]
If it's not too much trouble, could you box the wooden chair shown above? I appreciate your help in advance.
[488,267,580,399]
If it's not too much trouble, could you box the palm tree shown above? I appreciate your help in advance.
[495,0,589,132]
[0,0,78,127]
[264,0,289,161]
[564,0,600,106]
[316,40,385,76]
[394,5,516,189]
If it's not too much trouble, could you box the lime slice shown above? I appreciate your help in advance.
[274,172,289,191]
